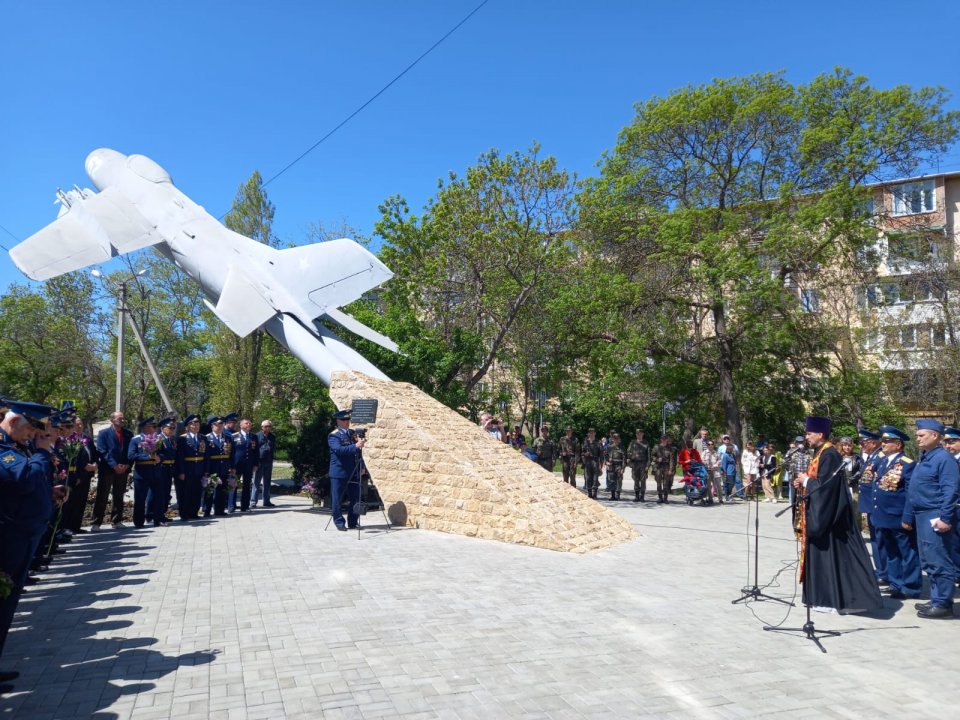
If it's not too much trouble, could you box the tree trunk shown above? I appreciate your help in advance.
[712,303,743,447]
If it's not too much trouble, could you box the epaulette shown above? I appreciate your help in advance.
[901,456,913,464]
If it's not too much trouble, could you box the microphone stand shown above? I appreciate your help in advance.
[731,461,794,606]
[763,461,846,653]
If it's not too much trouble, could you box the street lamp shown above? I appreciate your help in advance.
[92,268,172,414]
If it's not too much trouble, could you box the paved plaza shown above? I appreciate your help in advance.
[2,489,957,719]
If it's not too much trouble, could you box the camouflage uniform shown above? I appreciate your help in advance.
[605,441,627,500]
[558,434,580,487]
[651,442,677,503]
[581,437,603,499]
[627,437,649,501]
[532,435,557,473]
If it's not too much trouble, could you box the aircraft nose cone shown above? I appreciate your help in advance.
[85,148,126,190]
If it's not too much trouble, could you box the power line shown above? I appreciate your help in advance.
[259,0,491,192]
[0,222,18,253]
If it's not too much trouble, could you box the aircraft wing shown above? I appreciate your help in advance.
[10,187,163,281]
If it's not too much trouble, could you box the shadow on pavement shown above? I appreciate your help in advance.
[0,532,217,719]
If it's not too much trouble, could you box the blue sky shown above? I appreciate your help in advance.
[2,0,959,291]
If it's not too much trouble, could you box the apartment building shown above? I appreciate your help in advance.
[851,171,960,416]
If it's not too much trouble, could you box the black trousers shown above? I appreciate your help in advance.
[92,468,129,525]
[63,472,93,532]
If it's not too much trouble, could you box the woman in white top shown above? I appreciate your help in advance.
[740,442,760,500]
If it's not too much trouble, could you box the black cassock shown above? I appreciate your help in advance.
[803,444,883,613]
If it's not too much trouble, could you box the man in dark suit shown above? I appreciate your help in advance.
[92,411,133,530]
[231,418,258,512]
[328,410,365,531]
[253,419,276,508]
[62,417,99,534]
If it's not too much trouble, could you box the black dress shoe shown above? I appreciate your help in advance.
[877,579,890,587]
[886,589,907,600]
[74,528,88,534]
[25,575,38,585]
[0,684,15,695]
[917,605,954,619]
[263,502,276,507]
[915,601,932,611]
[0,671,18,682]
[336,525,347,532]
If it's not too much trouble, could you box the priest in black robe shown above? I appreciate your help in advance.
[796,415,883,614]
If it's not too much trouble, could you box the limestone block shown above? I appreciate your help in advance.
[329,371,637,554]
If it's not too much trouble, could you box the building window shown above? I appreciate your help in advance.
[891,180,935,216]
[800,288,820,313]
[931,324,947,347]
[887,231,949,268]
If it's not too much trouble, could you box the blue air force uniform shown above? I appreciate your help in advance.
[904,419,960,613]
[128,419,164,528]
[0,407,56,658]
[204,428,232,516]
[870,426,921,598]
[156,422,177,519]
[175,418,206,520]
[231,428,258,512]
[858,429,887,582]
[328,413,364,529]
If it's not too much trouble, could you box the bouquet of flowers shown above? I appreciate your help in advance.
[227,472,238,490]
[202,473,222,501]
[61,432,89,467]
[0,571,14,600]
[140,433,160,457]
[300,477,323,506]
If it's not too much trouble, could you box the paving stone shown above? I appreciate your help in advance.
[1,495,957,718]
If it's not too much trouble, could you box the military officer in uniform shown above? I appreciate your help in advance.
[0,400,59,687]
[128,418,164,528]
[558,426,579,487]
[156,417,177,520]
[222,413,239,511]
[652,435,677,504]
[175,414,206,521]
[532,425,557,474]
[605,432,626,500]
[857,428,887,584]
[581,428,603,499]
[328,410,365,531]
[872,426,921,599]
[204,416,233,516]
[231,418,258,512]
[906,418,959,618]
[627,429,649,502]
[942,426,960,577]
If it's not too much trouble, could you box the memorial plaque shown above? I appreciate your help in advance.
[349,398,379,425]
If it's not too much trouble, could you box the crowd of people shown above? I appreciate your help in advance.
[478,413,960,619]
[0,400,279,694]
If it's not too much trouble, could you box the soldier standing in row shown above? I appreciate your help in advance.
[157,418,177,520]
[581,429,603,500]
[558,426,579,487]
[605,432,626,501]
[652,435,677,504]
[204,416,233,517]
[532,425,557,474]
[627,429,649,502]
[175,414,206,521]
[128,418,164,528]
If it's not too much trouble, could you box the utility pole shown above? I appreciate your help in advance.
[115,280,126,412]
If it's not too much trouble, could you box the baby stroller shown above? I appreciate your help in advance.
[683,461,712,505]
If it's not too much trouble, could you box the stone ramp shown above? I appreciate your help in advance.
[329,372,638,553]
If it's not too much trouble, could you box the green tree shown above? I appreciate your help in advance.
[580,69,959,445]
[373,145,577,412]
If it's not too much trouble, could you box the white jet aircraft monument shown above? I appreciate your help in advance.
[10,149,396,385]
